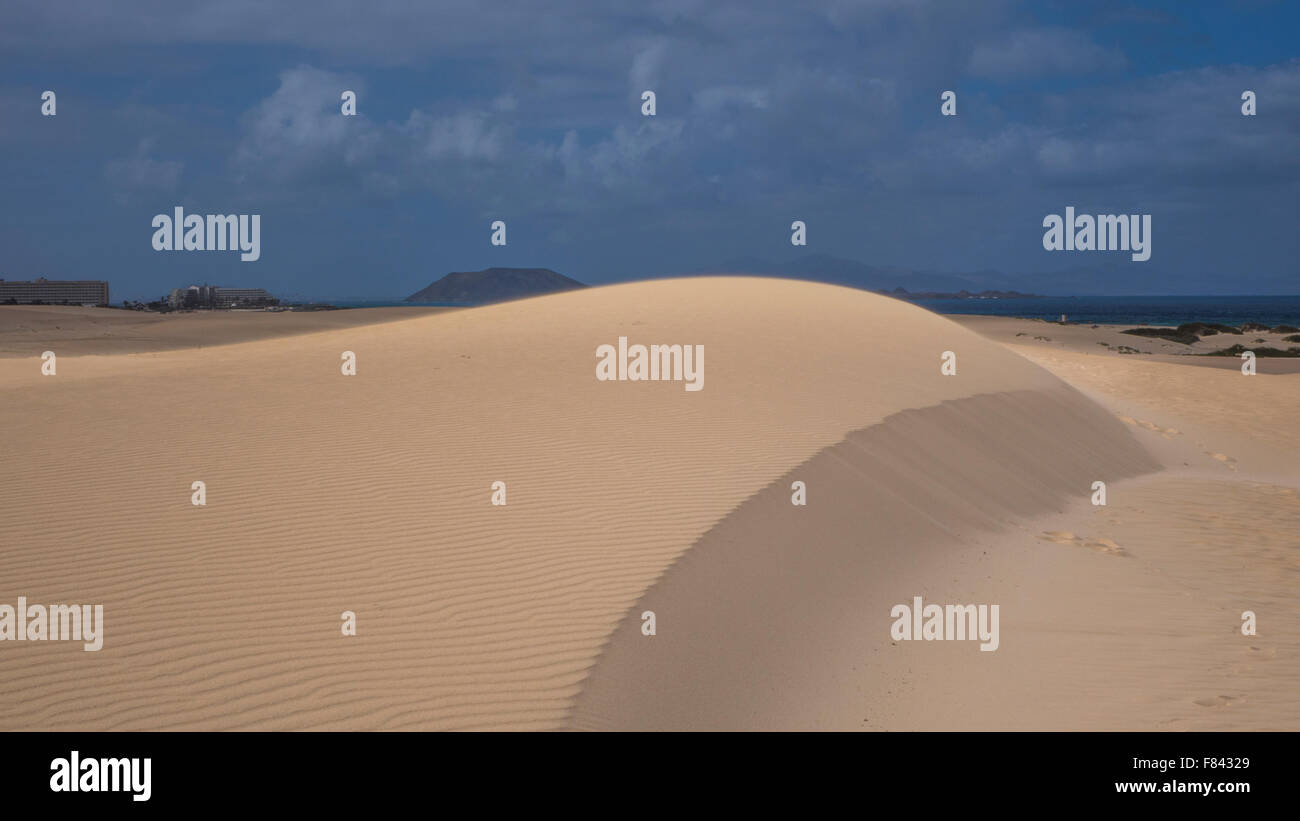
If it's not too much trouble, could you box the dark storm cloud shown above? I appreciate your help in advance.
[0,0,1296,296]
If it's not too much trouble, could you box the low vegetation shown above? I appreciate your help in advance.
[1203,344,1300,358]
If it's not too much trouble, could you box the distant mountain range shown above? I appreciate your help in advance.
[706,254,1000,294]
[405,268,586,304]
[400,255,1286,306]
[694,253,1283,297]
[884,288,1043,300]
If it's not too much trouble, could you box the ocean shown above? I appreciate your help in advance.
[319,294,1300,327]
[909,295,1300,327]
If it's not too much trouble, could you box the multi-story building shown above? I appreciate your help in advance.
[168,285,219,309]
[167,284,277,309]
[213,287,277,307]
[0,278,110,306]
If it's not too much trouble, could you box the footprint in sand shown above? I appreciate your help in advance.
[1229,646,1278,674]
[1205,451,1239,471]
[1117,415,1181,439]
[1039,531,1129,556]
[1193,695,1240,709]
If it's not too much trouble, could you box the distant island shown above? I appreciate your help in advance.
[879,287,1043,300]
[405,267,586,304]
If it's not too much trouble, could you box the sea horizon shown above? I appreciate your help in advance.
[908,294,1300,327]
[313,292,1300,328]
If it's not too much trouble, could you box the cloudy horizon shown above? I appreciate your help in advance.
[2,0,1297,300]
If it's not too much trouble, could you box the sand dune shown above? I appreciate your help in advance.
[1,277,1295,730]
[0,304,452,358]
[981,331,1300,482]
[569,387,1163,730]
[952,315,1300,374]
[570,435,1300,731]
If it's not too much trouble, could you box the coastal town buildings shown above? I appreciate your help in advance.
[167,285,278,309]
[0,278,110,306]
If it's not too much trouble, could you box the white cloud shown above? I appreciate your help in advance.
[630,39,669,92]
[230,65,379,191]
[417,110,508,161]
[693,85,770,112]
[103,138,183,198]
[969,27,1126,78]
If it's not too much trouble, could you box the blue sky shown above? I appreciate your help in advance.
[1,0,1297,299]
